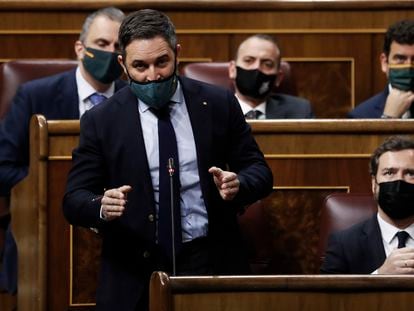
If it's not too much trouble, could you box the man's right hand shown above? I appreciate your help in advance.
[100,185,132,221]
[378,247,414,274]
[383,88,414,118]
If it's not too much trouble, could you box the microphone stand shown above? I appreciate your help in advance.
[168,158,177,276]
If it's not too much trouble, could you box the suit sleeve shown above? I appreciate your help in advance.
[225,91,273,206]
[0,86,33,196]
[62,111,107,228]
[320,232,349,274]
[304,99,314,118]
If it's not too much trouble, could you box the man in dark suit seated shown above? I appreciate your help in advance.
[0,6,126,294]
[348,20,414,118]
[63,9,273,311]
[321,135,414,274]
[228,34,313,119]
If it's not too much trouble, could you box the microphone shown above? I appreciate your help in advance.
[168,158,175,177]
[168,157,177,276]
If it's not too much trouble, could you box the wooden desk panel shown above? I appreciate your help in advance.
[0,1,414,117]
[150,272,414,311]
[10,117,414,311]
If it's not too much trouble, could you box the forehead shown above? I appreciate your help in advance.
[124,37,174,60]
[389,41,414,56]
[237,37,279,60]
[378,149,414,168]
[85,15,120,41]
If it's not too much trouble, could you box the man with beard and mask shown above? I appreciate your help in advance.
[348,20,414,118]
[0,7,125,294]
[228,34,313,119]
[321,135,414,274]
[63,9,273,311]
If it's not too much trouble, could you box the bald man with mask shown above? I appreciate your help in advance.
[229,34,313,119]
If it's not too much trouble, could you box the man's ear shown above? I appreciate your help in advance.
[118,55,128,75]
[275,67,285,87]
[371,175,377,194]
[380,53,388,75]
[74,40,84,61]
[229,60,237,79]
[175,44,181,69]
[175,44,181,56]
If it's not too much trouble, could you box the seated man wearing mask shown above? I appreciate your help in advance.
[321,135,414,274]
[348,20,414,118]
[0,7,126,293]
[229,34,313,119]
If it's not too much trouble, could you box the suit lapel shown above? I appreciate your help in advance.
[114,79,127,92]
[60,70,80,118]
[362,215,386,271]
[265,97,282,118]
[375,87,389,116]
[115,88,155,203]
[179,77,212,201]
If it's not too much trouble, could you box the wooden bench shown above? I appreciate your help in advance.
[10,116,414,310]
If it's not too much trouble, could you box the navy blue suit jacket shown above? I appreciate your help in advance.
[266,93,314,118]
[320,215,386,274]
[0,69,126,195]
[0,68,125,294]
[347,88,389,118]
[63,76,273,311]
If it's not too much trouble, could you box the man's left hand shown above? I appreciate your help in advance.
[208,166,240,201]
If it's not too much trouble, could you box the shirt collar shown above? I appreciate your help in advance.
[377,213,414,244]
[76,67,115,102]
[235,93,266,116]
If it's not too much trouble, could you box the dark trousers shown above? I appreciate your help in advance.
[135,237,211,311]
[0,225,17,294]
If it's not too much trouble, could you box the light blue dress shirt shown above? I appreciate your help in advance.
[138,81,208,242]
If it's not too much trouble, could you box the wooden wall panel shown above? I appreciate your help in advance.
[0,35,77,59]
[261,188,347,274]
[72,227,100,306]
[0,2,413,118]
[287,60,352,117]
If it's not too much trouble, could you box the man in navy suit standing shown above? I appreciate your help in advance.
[348,20,414,118]
[0,7,126,294]
[63,9,273,311]
[321,136,414,274]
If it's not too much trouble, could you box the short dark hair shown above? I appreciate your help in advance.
[79,7,125,42]
[369,135,414,176]
[119,9,177,55]
[383,19,414,57]
[235,34,281,67]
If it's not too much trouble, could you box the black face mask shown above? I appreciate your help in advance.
[378,180,414,220]
[235,66,277,99]
[82,47,123,84]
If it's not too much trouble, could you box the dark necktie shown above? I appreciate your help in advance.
[150,104,182,261]
[245,110,262,119]
[396,231,410,248]
[89,93,107,106]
